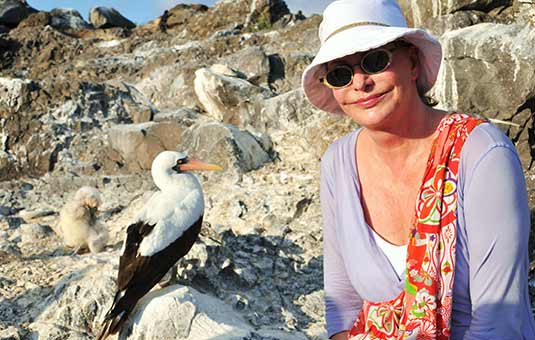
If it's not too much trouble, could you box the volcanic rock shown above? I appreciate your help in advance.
[245,0,291,30]
[399,0,512,27]
[50,8,91,31]
[0,0,36,28]
[179,117,275,181]
[433,23,535,168]
[108,121,183,171]
[120,285,253,340]
[217,46,271,85]
[16,11,50,28]
[89,6,136,29]
[194,65,273,129]
[28,258,117,340]
[0,151,17,181]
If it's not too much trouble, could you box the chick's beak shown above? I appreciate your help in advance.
[179,158,223,172]
[88,206,98,216]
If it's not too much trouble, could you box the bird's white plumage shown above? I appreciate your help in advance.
[132,151,205,257]
[57,186,108,253]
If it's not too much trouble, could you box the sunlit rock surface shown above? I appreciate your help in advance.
[1,0,535,339]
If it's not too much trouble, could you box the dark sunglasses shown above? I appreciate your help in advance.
[320,44,408,89]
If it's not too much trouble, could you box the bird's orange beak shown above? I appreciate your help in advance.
[179,159,223,172]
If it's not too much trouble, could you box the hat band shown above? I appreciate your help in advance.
[323,22,390,44]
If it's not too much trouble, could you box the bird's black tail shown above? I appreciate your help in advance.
[96,293,131,340]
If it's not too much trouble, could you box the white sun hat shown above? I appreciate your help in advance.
[301,0,442,115]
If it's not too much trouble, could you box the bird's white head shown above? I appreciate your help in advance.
[151,151,222,190]
[74,186,102,209]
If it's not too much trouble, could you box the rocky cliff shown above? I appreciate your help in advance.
[0,0,534,339]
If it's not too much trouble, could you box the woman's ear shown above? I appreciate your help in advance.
[408,46,420,81]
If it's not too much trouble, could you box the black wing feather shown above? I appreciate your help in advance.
[117,221,155,290]
[98,216,202,339]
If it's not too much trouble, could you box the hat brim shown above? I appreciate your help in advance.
[302,25,442,115]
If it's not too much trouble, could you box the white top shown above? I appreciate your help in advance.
[371,229,407,278]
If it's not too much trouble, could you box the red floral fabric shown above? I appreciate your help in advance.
[348,114,485,340]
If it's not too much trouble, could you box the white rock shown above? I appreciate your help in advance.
[19,223,50,244]
[95,39,125,48]
[121,285,253,340]
[29,258,117,340]
[193,67,273,129]
[108,121,183,170]
[50,8,91,30]
[180,120,274,181]
[135,64,199,109]
[0,77,34,112]
[0,326,21,340]
[89,6,135,29]
[216,46,271,84]
[210,63,240,77]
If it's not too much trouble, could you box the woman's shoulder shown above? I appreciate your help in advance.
[320,128,361,180]
[463,119,517,156]
[322,128,361,162]
[460,117,522,175]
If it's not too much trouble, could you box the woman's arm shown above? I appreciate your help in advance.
[462,144,533,339]
[321,151,362,338]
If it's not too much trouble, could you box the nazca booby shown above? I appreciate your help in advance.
[97,150,222,340]
[56,186,108,254]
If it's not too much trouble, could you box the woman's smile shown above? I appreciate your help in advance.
[351,91,388,109]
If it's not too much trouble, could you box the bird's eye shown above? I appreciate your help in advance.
[177,157,188,165]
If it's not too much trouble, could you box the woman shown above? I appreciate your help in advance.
[301,0,535,339]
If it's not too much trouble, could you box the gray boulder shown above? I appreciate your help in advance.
[514,1,535,25]
[19,223,51,245]
[0,78,62,176]
[47,81,155,128]
[108,81,156,123]
[421,10,492,37]
[0,77,36,115]
[435,23,535,118]
[0,150,17,181]
[0,78,158,179]
[108,120,183,170]
[120,285,253,340]
[217,46,271,85]
[0,0,36,27]
[0,326,21,339]
[433,23,535,168]
[245,0,290,30]
[180,118,275,181]
[260,88,320,131]
[267,52,315,94]
[135,63,199,110]
[194,65,274,129]
[28,259,117,340]
[50,8,91,31]
[89,6,135,29]
[399,0,509,27]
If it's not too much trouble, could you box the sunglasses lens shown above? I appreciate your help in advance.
[361,50,391,74]
[325,66,353,88]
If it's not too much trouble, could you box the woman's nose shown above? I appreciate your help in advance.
[350,66,370,91]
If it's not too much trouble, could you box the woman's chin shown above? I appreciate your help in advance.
[345,106,392,130]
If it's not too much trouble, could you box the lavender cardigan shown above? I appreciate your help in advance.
[320,123,535,339]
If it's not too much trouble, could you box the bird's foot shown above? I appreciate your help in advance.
[71,246,82,256]
[70,246,89,256]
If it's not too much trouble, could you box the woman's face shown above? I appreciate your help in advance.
[328,43,420,131]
